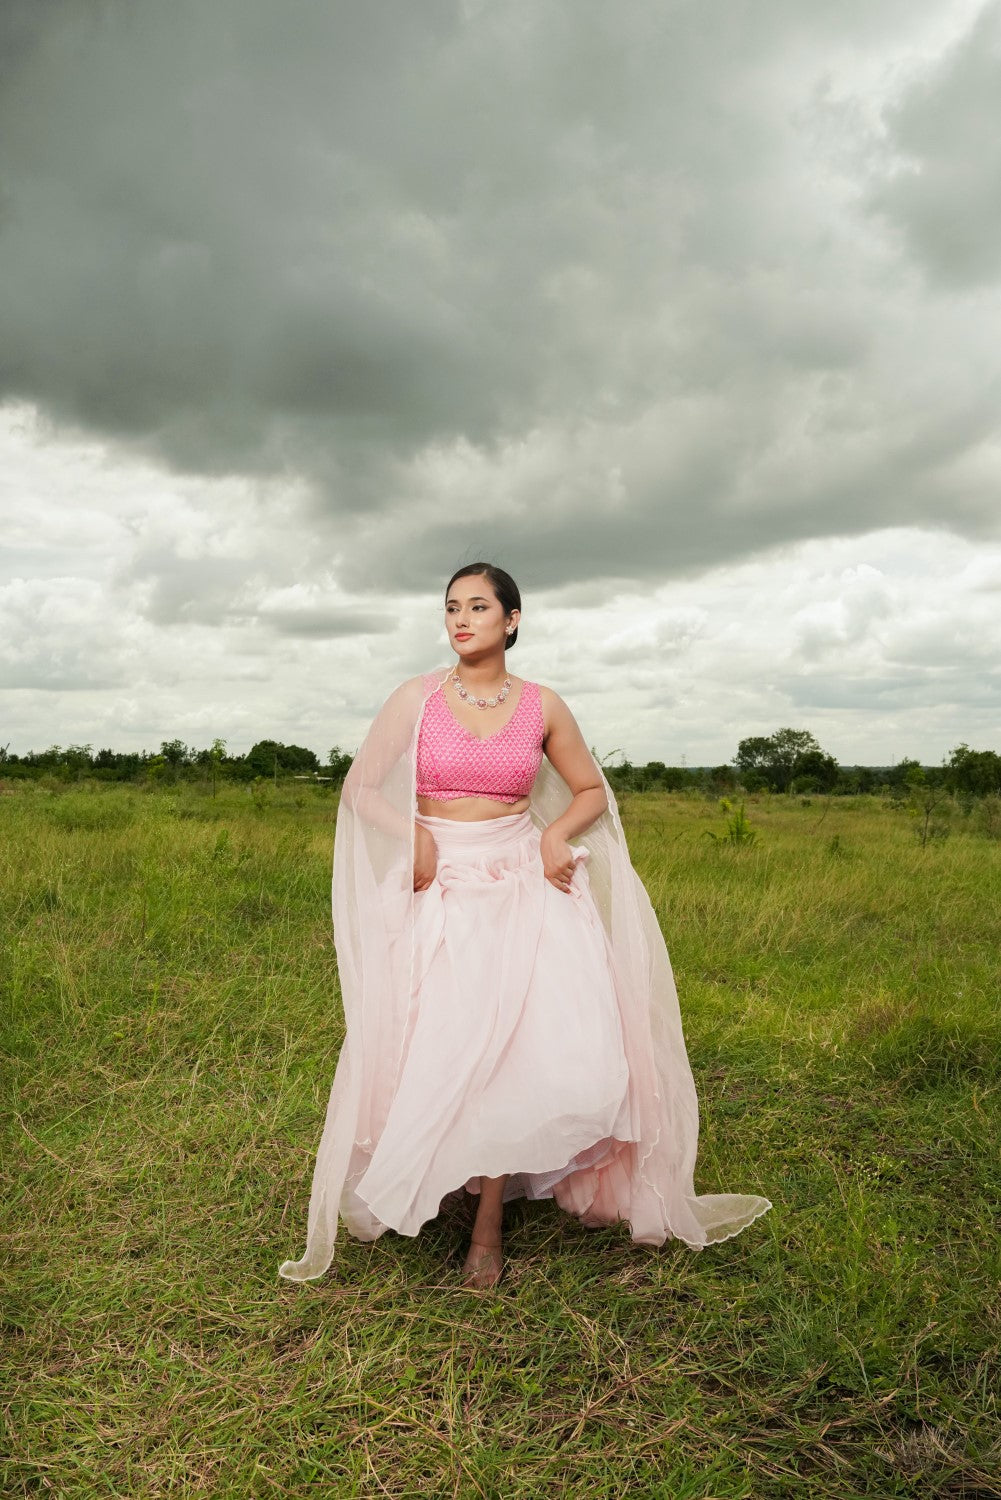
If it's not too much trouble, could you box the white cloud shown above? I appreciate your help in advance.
[7,399,998,765]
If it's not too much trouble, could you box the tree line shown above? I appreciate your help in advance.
[2,728,1000,800]
[602,731,1001,800]
[0,739,353,788]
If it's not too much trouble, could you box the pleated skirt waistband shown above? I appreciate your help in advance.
[415,809,534,854]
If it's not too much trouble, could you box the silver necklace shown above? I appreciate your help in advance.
[450,669,512,709]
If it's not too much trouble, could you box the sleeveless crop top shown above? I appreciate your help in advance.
[416,680,545,803]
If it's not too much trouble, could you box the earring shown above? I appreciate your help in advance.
[505,626,514,635]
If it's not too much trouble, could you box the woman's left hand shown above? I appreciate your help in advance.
[541,827,577,894]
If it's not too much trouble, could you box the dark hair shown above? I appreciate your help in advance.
[445,562,521,650]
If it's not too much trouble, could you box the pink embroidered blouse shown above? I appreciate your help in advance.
[416,680,545,803]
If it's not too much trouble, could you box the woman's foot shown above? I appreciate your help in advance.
[461,1235,504,1290]
[463,1175,508,1289]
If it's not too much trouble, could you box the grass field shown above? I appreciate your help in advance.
[2,781,999,1498]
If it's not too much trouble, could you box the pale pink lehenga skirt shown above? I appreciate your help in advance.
[341,811,640,1238]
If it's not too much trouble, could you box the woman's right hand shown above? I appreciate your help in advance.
[413,823,438,891]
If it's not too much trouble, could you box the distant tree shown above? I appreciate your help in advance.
[90,747,144,780]
[244,740,283,780]
[632,761,693,792]
[288,741,319,768]
[630,762,657,792]
[0,757,32,780]
[947,744,1001,798]
[282,743,320,773]
[739,769,771,794]
[160,739,190,767]
[734,736,773,776]
[904,763,953,847]
[837,766,878,795]
[61,744,94,780]
[658,766,692,791]
[244,740,320,780]
[734,728,835,793]
[643,760,668,787]
[708,764,739,792]
[603,758,635,795]
[789,748,840,793]
[885,758,924,793]
[145,754,168,783]
[327,747,353,785]
[208,737,227,796]
[768,729,824,788]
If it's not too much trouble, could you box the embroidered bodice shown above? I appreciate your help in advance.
[416,680,545,803]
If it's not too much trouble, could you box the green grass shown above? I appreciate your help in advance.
[1,782,999,1498]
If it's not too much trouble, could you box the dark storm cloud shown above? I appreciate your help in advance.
[261,608,391,639]
[121,551,255,627]
[780,667,1001,714]
[0,0,71,88]
[869,2,1001,287]
[116,544,391,635]
[0,0,533,471]
[2,0,999,602]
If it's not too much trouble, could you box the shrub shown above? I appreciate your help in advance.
[705,799,757,846]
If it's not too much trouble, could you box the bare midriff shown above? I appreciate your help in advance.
[417,794,531,821]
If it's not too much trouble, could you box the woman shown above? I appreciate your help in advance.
[280,563,770,1289]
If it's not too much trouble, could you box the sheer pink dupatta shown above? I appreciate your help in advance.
[530,760,772,1247]
[279,670,770,1282]
[280,673,439,1282]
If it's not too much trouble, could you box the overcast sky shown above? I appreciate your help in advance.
[3,0,1001,765]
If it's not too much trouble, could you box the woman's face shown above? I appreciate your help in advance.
[444,575,518,659]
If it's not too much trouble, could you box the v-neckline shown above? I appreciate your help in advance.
[439,677,528,743]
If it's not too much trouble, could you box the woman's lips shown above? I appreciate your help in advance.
[454,632,473,640]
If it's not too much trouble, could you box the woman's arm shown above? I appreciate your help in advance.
[538,687,608,892]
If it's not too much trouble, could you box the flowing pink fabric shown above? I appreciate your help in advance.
[346,811,636,1236]
[279,670,771,1281]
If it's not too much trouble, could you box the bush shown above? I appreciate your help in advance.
[704,799,757,846]
[972,795,1001,840]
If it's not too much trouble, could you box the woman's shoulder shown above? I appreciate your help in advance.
[373,670,447,716]
[391,667,450,693]
[529,682,578,735]
[533,681,570,710]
